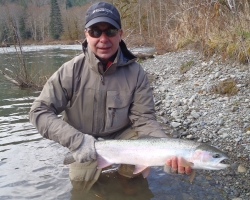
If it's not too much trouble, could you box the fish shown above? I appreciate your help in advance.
[64,137,229,182]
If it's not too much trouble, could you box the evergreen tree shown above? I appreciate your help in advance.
[66,0,72,9]
[18,0,28,8]
[49,0,63,39]
[19,17,27,40]
[67,0,87,7]
[19,17,31,41]
[0,21,9,43]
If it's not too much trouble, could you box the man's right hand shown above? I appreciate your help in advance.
[72,134,97,163]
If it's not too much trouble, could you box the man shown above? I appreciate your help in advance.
[29,1,191,186]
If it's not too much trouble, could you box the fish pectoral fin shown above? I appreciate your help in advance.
[189,169,196,184]
[133,165,148,175]
[179,157,194,167]
[97,155,112,169]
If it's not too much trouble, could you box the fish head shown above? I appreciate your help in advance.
[190,144,230,170]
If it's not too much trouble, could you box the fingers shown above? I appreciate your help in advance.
[178,166,185,174]
[177,157,185,174]
[185,166,192,175]
[166,158,172,166]
[177,157,192,175]
[166,156,177,173]
[171,156,178,172]
[166,156,192,175]
[165,156,177,174]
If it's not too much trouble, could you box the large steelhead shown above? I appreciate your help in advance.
[64,137,229,177]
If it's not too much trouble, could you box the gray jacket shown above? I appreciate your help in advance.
[29,40,166,151]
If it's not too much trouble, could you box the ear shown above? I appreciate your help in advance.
[84,30,89,42]
[119,29,123,41]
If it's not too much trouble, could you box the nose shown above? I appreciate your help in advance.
[99,31,109,42]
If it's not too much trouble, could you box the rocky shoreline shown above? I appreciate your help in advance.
[141,50,250,200]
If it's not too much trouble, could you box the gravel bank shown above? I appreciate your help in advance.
[141,50,250,200]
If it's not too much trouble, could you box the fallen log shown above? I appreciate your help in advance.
[0,69,20,86]
[0,44,10,47]
[133,52,155,60]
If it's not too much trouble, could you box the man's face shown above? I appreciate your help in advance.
[85,22,123,64]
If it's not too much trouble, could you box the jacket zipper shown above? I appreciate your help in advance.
[111,108,116,127]
[93,74,105,134]
[100,75,105,85]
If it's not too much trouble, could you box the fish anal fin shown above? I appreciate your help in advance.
[142,167,151,178]
[189,169,196,184]
[133,165,148,175]
[97,155,112,169]
[179,157,194,167]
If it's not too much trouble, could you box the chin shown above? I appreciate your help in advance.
[98,55,112,61]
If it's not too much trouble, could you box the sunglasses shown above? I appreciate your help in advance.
[86,28,119,38]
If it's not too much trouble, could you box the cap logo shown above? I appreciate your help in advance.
[85,2,121,29]
[93,8,113,14]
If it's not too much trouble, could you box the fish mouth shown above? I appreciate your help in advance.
[216,163,230,169]
[197,158,230,170]
[214,158,230,169]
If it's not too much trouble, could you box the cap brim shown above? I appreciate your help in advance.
[85,17,120,29]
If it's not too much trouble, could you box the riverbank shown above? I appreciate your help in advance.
[141,50,250,199]
[1,44,249,199]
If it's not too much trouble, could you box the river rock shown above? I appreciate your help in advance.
[170,122,181,128]
[237,165,247,173]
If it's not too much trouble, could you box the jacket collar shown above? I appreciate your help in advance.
[82,39,137,75]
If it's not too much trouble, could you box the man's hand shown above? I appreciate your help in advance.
[72,134,97,163]
[164,156,192,175]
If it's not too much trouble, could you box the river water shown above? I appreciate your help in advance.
[0,45,228,200]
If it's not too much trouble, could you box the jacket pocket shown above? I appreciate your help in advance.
[105,91,132,131]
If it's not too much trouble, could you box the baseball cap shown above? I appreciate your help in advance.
[85,2,121,29]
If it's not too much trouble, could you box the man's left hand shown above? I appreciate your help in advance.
[164,156,192,175]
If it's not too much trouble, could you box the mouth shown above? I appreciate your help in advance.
[215,158,230,169]
[98,47,111,50]
[201,158,230,170]
[216,163,230,169]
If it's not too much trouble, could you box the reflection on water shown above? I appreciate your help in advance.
[0,45,229,200]
[0,45,83,87]
[70,171,153,200]
[0,45,83,54]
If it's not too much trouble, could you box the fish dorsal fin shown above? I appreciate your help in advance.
[137,136,155,140]
[97,155,112,169]
[137,136,167,140]
[179,157,194,167]
[133,165,148,174]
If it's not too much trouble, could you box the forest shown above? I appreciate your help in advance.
[0,0,250,62]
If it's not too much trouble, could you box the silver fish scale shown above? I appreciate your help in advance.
[95,138,201,166]
[96,138,200,151]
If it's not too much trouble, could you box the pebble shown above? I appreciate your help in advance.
[171,122,181,128]
[191,110,200,119]
[237,165,247,173]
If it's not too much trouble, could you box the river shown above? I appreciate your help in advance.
[0,45,228,200]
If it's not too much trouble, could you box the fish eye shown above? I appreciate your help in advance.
[213,154,220,158]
